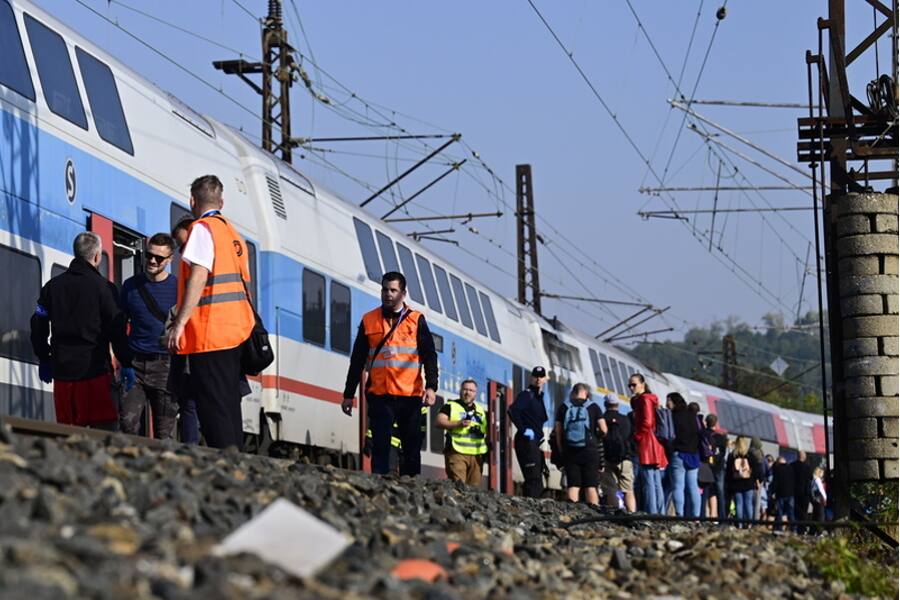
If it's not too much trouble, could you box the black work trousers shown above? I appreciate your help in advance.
[188,346,243,449]
[514,433,544,498]
[368,394,423,476]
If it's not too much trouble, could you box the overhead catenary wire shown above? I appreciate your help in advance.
[525,0,794,315]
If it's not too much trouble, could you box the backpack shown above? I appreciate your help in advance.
[734,456,751,479]
[603,414,627,463]
[655,406,675,443]
[563,400,593,448]
[699,426,716,460]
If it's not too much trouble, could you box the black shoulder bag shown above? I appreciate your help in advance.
[239,280,274,376]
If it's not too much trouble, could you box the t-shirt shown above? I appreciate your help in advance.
[181,221,214,271]
[555,400,602,450]
[121,273,178,354]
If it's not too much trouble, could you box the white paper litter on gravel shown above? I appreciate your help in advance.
[212,498,352,578]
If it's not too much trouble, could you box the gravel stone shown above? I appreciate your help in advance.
[0,426,858,599]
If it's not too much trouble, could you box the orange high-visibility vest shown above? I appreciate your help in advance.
[362,305,424,397]
[176,214,254,354]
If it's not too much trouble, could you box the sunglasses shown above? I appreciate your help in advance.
[146,252,172,263]
[628,383,637,388]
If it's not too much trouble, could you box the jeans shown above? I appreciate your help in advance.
[179,395,200,444]
[639,465,664,514]
[734,489,755,525]
[669,454,702,517]
[775,496,794,530]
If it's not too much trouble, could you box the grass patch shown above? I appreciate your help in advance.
[803,532,898,597]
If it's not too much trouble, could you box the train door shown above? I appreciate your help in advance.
[87,213,143,287]
[488,380,513,494]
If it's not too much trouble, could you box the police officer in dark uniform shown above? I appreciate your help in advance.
[509,366,549,498]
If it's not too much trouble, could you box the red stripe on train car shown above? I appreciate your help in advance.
[812,423,827,454]
[259,375,355,407]
[706,396,725,432]
[773,415,789,446]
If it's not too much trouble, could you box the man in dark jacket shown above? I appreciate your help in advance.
[792,451,813,530]
[508,366,549,498]
[30,232,132,428]
[771,455,795,530]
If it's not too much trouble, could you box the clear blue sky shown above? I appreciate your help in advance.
[33,0,891,341]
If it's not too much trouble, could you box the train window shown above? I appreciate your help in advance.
[716,400,777,441]
[430,396,445,454]
[395,243,424,304]
[75,48,133,155]
[352,218,382,283]
[512,364,526,400]
[432,265,458,322]
[589,348,605,388]
[302,269,326,346]
[50,263,67,281]
[478,291,501,343]
[0,245,41,363]
[449,274,473,329]
[464,283,487,336]
[330,281,351,354]
[431,332,443,353]
[245,240,258,309]
[608,357,625,395]
[618,362,630,394]
[375,231,400,273]
[0,1,35,101]
[598,353,615,393]
[24,15,88,129]
[415,254,442,314]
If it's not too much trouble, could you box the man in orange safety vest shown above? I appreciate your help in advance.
[342,271,439,475]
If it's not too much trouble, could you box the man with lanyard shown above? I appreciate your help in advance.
[119,232,179,439]
[435,379,488,486]
[509,366,549,498]
[341,271,438,476]
[166,175,254,449]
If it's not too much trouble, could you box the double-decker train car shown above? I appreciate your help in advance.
[0,0,828,490]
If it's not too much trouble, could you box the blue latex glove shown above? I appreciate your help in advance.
[523,428,535,440]
[120,367,136,392]
[38,361,53,384]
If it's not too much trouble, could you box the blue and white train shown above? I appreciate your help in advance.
[0,0,828,490]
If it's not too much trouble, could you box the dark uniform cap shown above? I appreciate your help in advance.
[531,366,546,377]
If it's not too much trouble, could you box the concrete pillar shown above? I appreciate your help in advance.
[834,192,899,481]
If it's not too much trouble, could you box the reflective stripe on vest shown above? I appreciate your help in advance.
[176,215,255,354]
[362,306,424,397]
[447,399,488,456]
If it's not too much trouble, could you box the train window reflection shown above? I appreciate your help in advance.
[415,254,442,313]
[0,2,35,101]
[0,245,41,364]
[302,269,326,346]
[375,231,400,273]
[330,281,351,354]
[432,265,458,322]
[76,47,133,155]
[478,291,501,343]
[396,243,424,304]
[465,283,487,336]
[352,218,382,283]
[25,15,88,129]
[449,274,473,329]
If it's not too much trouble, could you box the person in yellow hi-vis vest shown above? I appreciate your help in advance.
[435,379,487,486]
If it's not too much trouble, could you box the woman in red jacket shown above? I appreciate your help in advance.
[630,373,668,514]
